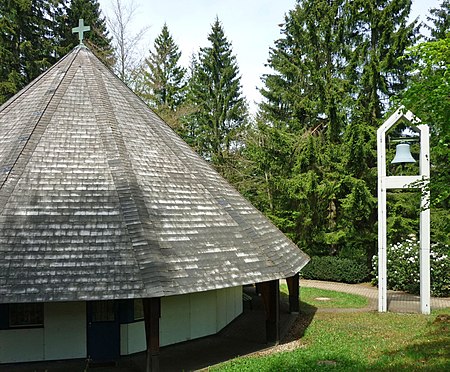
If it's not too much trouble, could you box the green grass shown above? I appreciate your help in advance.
[212,292,450,371]
[280,285,368,309]
[211,284,450,372]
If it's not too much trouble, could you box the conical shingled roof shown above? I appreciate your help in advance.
[0,46,309,303]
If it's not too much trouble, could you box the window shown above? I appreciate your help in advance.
[9,303,44,328]
[133,299,144,321]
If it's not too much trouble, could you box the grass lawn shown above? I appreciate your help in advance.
[280,284,368,309]
[212,287,450,371]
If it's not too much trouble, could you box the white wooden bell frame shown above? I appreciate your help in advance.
[377,108,430,314]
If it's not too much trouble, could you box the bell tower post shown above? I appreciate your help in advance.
[377,108,430,314]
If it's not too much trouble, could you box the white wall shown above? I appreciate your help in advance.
[0,302,86,364]
[159,285,242,348]
[44,302,86,360]
[159,293,190,346]
[120,285,243,354]
[0,286,243,362]
[0,328,44,363]
[120,321,146,355]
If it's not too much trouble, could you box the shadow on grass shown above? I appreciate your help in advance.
[368,314,450,371]
[279,290,317,342]
[247,354,368,372]
[1,288,320,372]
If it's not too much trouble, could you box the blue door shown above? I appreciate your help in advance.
[87,301,120,362]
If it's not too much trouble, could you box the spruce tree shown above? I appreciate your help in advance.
[60,0,114,66]
[253,0,352,255]
[243,0,417,262]
[260,0,351,141]
[140,24,186,112]
[349,0,418,126]
[0,0,55,105]
[0,0,114,105]
[185,17,247,169]
[427,0,450,40]
[344,0,418,261]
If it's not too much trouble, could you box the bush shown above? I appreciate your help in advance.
[301,256,370,284]
[371,238,449,297]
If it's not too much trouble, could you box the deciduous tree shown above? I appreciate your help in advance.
[106,0,148,84]
[400,33,450,244]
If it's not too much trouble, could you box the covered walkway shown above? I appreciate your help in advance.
[1,280,448,372]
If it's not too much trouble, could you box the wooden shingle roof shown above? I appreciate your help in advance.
[0,46,309,304]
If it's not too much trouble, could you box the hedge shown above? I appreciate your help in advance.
[301,256,370,284]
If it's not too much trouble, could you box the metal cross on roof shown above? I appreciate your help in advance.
[72,19,90,45]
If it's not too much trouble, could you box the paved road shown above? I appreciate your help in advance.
[300,279,450,313]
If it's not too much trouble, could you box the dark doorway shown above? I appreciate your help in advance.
[87,300,120,362]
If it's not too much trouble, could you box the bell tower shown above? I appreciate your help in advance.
[377,107,430,314]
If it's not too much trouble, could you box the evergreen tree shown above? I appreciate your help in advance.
[60,0,114,66]
[341,0,423,261]
[242,0,416,263]
[260,0,351,141]
[0,0,56,105]
[427,0,450,40]
[349,0,418,126]
[140,24,186,112]
[251,0,353,255]
[185,17,247,169]
[0,0,114,105]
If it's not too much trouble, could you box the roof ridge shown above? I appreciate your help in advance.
[116,87,309,277]
[0,48,82,213]
[0,48,79,114]
[84,48,169,297]
[0,44,309,304]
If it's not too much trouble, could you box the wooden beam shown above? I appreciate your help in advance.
[259,279,280,344]
[286,273,300,313]
[143,297,161,372]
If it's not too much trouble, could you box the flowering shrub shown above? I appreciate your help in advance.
[372,238,450,297]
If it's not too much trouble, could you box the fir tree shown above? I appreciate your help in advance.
[185,17,247,168]
[140,24,186,111]
[243,0,417,263]
[349,0,418,126]
[60,0,114,66]
[0,0,55,105]
[427,0,450,40]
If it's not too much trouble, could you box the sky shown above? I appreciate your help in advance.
[99,0,442,114]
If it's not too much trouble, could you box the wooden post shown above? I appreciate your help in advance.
[143,297,161,372]
[286,273,300,313]
[377,109,430,314]
[259,279,279,344]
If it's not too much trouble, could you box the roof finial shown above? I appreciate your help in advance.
[72,19,90,45]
